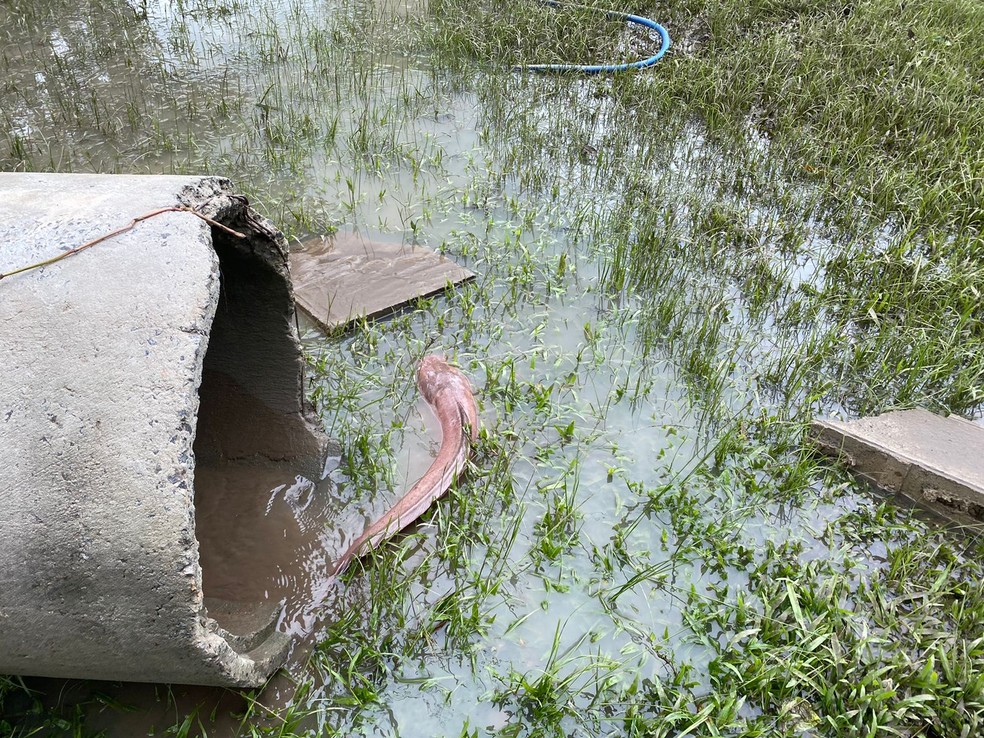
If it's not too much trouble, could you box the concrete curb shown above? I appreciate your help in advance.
[810,409,984,524]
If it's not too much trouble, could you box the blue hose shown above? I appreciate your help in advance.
[517,1,670,74]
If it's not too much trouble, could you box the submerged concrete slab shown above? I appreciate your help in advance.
[289,232,474,331]
[810,409,984,522]
[0,173,330,686]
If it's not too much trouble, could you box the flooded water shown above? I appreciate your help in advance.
[3,0,977,735]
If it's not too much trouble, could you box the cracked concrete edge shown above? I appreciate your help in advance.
[183,178,315,686]
[180,178,332,465]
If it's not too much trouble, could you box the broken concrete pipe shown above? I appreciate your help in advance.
[0,173,333,686]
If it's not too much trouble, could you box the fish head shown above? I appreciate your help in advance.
[417,354,479,440]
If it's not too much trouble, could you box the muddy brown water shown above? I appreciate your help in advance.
[194,460,344,637]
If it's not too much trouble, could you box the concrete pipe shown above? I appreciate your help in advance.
[0,173,332,686]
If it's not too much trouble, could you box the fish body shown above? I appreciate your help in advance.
[334,355,478,574]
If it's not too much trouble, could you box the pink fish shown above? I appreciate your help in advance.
[333,354,479,574]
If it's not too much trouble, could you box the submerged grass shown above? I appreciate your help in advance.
[2,0,984,735]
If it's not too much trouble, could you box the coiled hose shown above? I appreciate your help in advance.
[516,0,670,74]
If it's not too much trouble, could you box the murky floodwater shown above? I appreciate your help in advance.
[4,0,974,735]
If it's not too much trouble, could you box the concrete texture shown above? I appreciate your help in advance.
[289,232,474,331]
[0,173,331,686]
[810,409,984,522]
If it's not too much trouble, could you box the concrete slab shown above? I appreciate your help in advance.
[810,409,984,522]
[0,173,330,687]
[289,232,474,331]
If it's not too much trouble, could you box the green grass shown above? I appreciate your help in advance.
[430,0,984,416]
[2,0,984,735]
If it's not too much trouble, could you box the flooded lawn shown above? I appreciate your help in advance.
[2,0,983,735]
